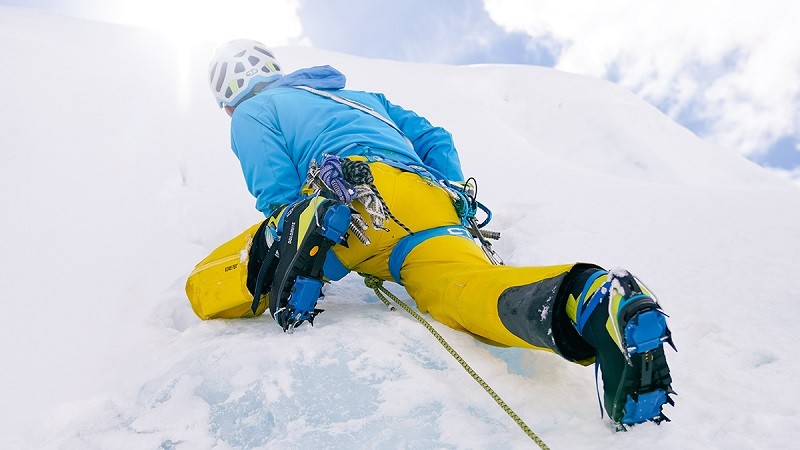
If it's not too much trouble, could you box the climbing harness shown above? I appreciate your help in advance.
[449,177,504,265]
[293,83,502,262]
[307,155,414,242]
[341,157,414,236]
[307,154,504,269]
[363,275,550,450]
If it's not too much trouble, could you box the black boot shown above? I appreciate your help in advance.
[570,269,676,426]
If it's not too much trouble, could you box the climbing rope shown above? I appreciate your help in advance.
[341,158,414,236]
[362,275,550,450]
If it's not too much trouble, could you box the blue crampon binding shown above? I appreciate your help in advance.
[621,389,669,425]
[285,276,325,323]
[624,308,669,354]
[320,202,351,242]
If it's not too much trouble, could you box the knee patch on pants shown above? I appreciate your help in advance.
[185,222,268,320]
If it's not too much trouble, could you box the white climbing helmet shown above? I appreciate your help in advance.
[208,39,283,108]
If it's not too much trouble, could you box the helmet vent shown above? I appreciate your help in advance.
[209,62,218,83]
[254,47,274,58]
[237,79,244,88]
[235,62,245,74]
[215,62,228,91]
[234,50,246,57]
[248,55,260,66]
[225,86,233,98]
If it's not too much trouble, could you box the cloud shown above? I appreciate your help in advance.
[483,0,800,160]
[297,0,556,65]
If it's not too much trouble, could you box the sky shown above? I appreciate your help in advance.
[3,0,798,175]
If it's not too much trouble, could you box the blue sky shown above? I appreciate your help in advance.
[3,0,799,174]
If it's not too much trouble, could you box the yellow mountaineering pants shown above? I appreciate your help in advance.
[187,161,592,363]
[334,162,585,359]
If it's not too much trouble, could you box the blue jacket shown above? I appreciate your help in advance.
[230,65,464,216]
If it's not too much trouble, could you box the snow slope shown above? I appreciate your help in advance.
[2,6,799,449]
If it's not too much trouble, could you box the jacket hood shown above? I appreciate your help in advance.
[268,65,346,90]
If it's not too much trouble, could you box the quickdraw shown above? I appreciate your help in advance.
[306,155,413,244]
[447,177,504,265]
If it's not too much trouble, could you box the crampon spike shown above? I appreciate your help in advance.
[653,413,671,424]
[666,333,678,352]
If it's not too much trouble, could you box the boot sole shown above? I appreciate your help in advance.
[613,310,674,426]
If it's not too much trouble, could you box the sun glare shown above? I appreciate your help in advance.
[99,1,303,110]
[109,0,303,46]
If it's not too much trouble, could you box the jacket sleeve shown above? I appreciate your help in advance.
[230,101,302,217]
[378,94,465,182]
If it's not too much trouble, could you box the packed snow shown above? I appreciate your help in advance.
[2,6,799,449]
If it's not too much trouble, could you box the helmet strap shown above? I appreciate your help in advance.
[231,81,274,108]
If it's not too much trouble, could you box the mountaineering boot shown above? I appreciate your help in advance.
[570,269,675,427]
[267,197,351,331]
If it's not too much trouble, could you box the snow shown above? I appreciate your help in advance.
[2,6,800,449]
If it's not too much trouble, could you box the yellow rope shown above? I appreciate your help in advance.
[363,275,550,450]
